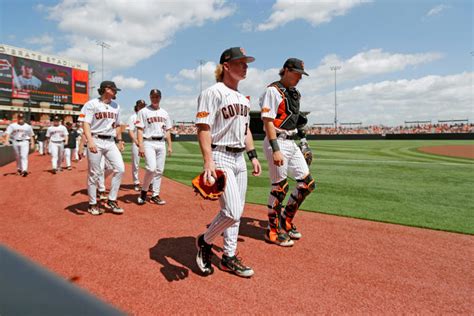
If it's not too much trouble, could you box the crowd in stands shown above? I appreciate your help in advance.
[1,119,472,135]
[306,123,473,135]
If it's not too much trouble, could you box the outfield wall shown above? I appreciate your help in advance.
[152,133,473,142]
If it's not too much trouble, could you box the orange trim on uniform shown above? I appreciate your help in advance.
[261,107,271,113]
[79,114,85,118]
[196,111,209,118]
[271,84,288,128]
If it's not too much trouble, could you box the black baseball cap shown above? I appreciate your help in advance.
[136,99,146,106]
[99,81,121,91]
[283,58,309,76]
[219,47,255,64]
[150,89,161,97]
[17,112,25,118]
[53,115,60,121]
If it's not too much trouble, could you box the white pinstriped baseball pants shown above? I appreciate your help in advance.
[86,138,124,205]
[49,142,64,170]
[131,143,140,185]
[203,148,247,257]
[263,136,310,225]
[13,140,30,172]
[142,140,166,196]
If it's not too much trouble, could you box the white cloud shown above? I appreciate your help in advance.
[162,49,468,126]
[174,83,194,93]
[25,34,54,46]
[426,4,450,17]
[112,75,146,89]
[240,19,253,32]
[44,0,235,70]
[257,0,371,31]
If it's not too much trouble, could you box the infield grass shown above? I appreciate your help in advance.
[122,140,474,234]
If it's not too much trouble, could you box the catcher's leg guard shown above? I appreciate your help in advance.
[283,174,315,227]
[267,179,289,230]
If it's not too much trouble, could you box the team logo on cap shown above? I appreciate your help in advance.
[240,48,246,55]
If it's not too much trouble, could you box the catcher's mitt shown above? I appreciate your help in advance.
[191,169,226,200]
[298,142,313,166]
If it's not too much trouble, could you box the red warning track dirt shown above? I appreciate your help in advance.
[418,144,474,159]
[1,154,472,314]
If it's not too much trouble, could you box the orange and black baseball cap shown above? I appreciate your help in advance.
[136,99,146,106]
[17,112,25,119]
[150,89,161,97]
[220,47,255,64]
[283,58,309,76]
[53,115,60,121]
[99,81,121,91]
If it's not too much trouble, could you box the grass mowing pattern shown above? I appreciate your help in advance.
[122,140,474,234]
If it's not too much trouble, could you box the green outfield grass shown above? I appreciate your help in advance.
[122,140,474,234]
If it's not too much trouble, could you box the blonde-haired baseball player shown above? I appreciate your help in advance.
[136,89,172,205]
[260,58,315,246]
[195,47,262,278]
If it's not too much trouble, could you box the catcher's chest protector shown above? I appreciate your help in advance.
[271,81,301,130]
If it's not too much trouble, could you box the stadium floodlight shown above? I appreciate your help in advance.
[197,59,206,93]
[96,41,111,82]
[330,66,341,128]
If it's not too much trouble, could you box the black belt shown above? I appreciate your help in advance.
[145,136,163,141]
[211,144,245,153]
[14,139,27,142]
[276,133,298,140]
[93,134,113,140]
[51,140,64,144]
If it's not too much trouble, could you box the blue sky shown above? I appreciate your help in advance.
[0,0,472,126]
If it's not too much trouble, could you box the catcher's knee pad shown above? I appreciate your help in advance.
[270,179,289,202]
[284,174,315,220]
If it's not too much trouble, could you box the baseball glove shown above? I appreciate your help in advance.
[191,169,226,201]
[298,142,313,166]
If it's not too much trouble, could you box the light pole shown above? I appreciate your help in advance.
[330,65,341,128]
[89,70,96,98]
[96,41,110,82]
[197,59,206,93]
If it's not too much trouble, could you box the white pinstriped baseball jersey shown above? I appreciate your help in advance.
[259,86,297,135]
[46,125,68,142]
[136,106,172,138]
[5,123,34,141]
[126,113,138,135]
[196,82,251,148]
[79,98,121,137]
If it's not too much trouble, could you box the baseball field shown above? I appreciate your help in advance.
[124,139,474,235]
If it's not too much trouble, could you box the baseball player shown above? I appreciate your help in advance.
[36,126,47,155]
[2,112,35,177]
[81,80,125,215]
[136,90,172,205]
[127,99,146,191]
[195,47,262,278]
[259,58,315,247]
[64,121,78,170]
[46,116,68,174]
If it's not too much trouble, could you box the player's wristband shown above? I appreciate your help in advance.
[269,139,280,152]
[247,149,258,161]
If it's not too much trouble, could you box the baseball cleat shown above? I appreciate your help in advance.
[21,171,28,177]
[148,184,153,192]
[17,169,21,175]
[107,200,124,214]
[98,192,108,201]
[150,195,166,205]
[264,229,294,247]
[196,234,214,275]
[67,166,72,170]
[88,204,102,216]
[52,169,57,174]
[285,222,302,240]
[137,196,146,205]
[220,255,254,278]
[134,184,141,192]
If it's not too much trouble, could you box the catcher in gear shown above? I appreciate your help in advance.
[192,169,226,200]
[259,58,316,247]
